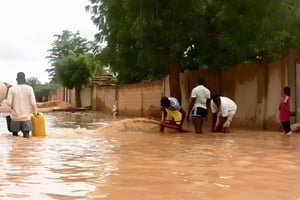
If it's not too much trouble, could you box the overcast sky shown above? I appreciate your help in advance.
[0,0,98,85]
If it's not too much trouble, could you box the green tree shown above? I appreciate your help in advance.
[54,53,99,107]
[46,30,102,107]
[27,77,57,102]
[181,0,300,68]
[46,30,94,82]
[87,0,300,103]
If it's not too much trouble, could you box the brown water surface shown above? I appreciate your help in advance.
[0,112,300,200]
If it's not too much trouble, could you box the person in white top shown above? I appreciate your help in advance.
[187,77,211,133]
[7,72,38,138]
[210,94,237,133]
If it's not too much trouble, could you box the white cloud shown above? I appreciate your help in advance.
[0,0,97,84]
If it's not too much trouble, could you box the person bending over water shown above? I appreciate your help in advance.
[160,96,186,132]
[210,94,237,133]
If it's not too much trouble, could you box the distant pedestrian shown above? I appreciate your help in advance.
[160,96,186,132]
[6,72,38,138]
[279,86,295,135]
[112,101,118,119]
[187,77,211,133]
[211,94,237,133]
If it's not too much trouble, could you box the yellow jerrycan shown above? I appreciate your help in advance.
[31,112,46,136]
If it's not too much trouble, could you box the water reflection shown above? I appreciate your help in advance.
[0,113,299,199]
[44,112,109,131]
[0,112,119,199]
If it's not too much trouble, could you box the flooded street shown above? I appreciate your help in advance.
[0,112,300,200]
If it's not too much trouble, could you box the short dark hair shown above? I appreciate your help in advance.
[17,72,25,79]
[211,94,220,101]
[160,96,170,107]
[283,86,290,94]
[198,77,205,85]
[16,72,26,83]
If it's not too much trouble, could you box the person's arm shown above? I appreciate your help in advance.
[179,108,186,131]
[161,108,167,122]
[187,98,196,121]
[210,101,218,131]
[218,116,228,130]
[282,96,294,116]
[290,112,296,116]
[283,101,296,116]
[205,98,211,119]
[212,112,217,131]
[282,102,289,111]
[160,108,167,132]
[29,88,38,115]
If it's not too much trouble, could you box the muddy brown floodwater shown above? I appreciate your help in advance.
[0,112,300,200]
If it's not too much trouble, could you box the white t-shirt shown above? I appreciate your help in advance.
[167,97,181,111]
[7,84,37,121]
[191,85,211,109]
[211,96,237,117]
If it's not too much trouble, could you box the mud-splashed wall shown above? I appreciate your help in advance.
[51,49,298,131]
[214,49,298,130]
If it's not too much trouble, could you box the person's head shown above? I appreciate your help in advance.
[160,96,170,107]
[198,77,205,85]
[16,72,26,84]
[211,94,221,106]
[283,86,291,96]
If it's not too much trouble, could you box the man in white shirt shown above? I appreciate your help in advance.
[210,94,237,133]
[187,77,211,133]
[7,72,38,138]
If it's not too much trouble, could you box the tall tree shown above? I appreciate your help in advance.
[46,30,102,107]
[87,0,300,103]
[46,30,94,82]
[54,53,99,107]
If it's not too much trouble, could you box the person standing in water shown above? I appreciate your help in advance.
[187,77,211,133]
[279,86,295,135]
[6,72,38,138]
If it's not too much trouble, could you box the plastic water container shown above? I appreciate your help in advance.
[31,112,46,136]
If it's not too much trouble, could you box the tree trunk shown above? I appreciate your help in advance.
[75,88,81,108]
[169,54,182,104]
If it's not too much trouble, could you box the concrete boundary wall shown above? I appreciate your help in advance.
[116,49,297,131]
[118,80,163,118]
[51,49,298,131]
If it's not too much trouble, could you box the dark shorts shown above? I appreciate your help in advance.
[191,107,207,118]
[281,120,291,133]
[10,120,32,133]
